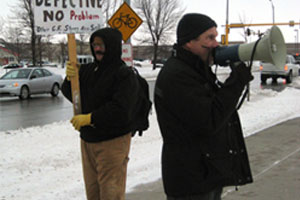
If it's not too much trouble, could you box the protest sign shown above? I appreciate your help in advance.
[34,0,104,35]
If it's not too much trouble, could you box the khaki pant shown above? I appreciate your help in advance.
[81,133,131,200]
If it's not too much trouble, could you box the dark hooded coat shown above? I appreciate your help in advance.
[62,28,139,143]
[154,46,253,197]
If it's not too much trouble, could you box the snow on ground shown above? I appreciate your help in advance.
[1,64,300,200]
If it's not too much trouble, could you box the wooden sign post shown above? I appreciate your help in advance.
[33,1,104,115]
[67,34,81,114]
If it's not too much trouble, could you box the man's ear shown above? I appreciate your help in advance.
[183,41,192,51]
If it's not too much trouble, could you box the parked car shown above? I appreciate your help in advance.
[133,59,151,67]
[152,58,167,68]
[260,54,300,84]
[2,63,23,69]
[293,53,300,65]
[40,61,58,67]
[0,67,63,100]
[133,59,143,67]
[27,61,57,68]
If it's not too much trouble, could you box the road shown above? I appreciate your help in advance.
[0,71,290,132]
[0,80,156,132]
[0,93,73,131]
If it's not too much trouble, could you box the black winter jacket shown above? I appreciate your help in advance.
[62,28,139,143]
[154,46,253,197]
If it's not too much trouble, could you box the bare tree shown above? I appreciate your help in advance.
[0,17,5,38]
[238,13,254,43]
[6,26,26,62]
[35,34,55,66]
[102,0,123,25]
[43,35,55,62]
[37,35,43,66]
[13,0,57,65]
[57,37,67,68]
[0,17,28,63]
[78,34,90,55]
[15,0,37,65]
[134,0,184,69]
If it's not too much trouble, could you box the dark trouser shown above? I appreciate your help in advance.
[167,187,223,200]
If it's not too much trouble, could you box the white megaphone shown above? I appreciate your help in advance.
[214,26,287,70]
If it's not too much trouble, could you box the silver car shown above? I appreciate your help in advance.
[260,55,300,84]
[0,68,63,100]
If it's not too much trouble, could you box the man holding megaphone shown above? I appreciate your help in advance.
[154,13,254,200]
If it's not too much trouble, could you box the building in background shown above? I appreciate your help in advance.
[0,45,18,65]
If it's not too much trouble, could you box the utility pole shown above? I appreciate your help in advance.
[225,0,229,45]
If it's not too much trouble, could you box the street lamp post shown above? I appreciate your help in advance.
[226,0,229,25]
[269,0,275,24]
[295,29,299,54]
[225,0,229,45]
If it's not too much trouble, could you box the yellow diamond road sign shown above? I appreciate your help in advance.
[108,2,143,42]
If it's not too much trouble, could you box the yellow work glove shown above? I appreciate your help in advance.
[66,61,80,81]
[71,113,92,131]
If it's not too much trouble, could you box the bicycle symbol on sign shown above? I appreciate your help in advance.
[112,12,138,29]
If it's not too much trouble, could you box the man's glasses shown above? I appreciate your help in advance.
[92,43,105,49]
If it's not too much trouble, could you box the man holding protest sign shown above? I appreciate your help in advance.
[61,27,139,200]
[34,2,138,199]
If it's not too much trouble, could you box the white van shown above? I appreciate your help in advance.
[77,55,94,65]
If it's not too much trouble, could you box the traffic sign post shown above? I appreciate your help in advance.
[121,43,133,66]
[108,2,143,42]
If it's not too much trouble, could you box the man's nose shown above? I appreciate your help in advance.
[94,46,102,50]
[212,40,219,48]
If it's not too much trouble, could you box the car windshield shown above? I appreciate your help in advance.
[0,69,32,79]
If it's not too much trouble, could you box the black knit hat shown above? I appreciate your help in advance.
[177,13,217,46]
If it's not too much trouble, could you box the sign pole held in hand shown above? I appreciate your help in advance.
[67,34,81,114]
[33,1,104,115]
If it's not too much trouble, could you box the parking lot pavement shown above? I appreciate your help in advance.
[126,117,300,200]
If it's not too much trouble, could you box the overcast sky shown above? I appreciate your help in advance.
[182,0,300,43]
[1,0,299,43]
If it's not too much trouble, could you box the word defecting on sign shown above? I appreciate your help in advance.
[34,0,104,35]
[35,0,102,22]
[35,0,102,8]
